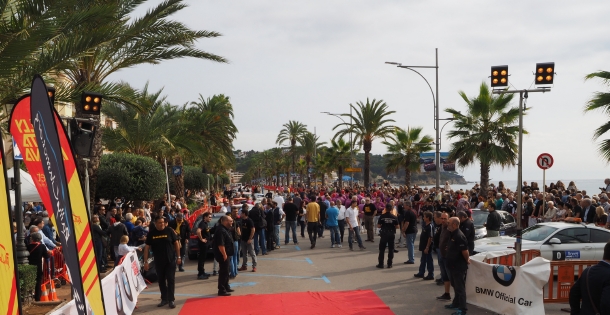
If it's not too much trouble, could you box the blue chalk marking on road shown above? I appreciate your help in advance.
[295,245,301,251]
[230,282,257,287]
[305,257,313,264]
[321,275,331,283]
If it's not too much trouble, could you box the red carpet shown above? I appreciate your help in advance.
[179,290,394,315]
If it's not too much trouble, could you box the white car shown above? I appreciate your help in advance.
[474,222,610,261]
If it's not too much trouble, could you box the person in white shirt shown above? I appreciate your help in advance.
[336,200,347,244]
[220,202,228,214]
[117,235,141,266]
[273,193,285,211]
[346,200,365,251]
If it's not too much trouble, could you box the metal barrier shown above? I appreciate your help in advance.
[42,246,70,287]
[482,249,542,265]
[544,260,598,303]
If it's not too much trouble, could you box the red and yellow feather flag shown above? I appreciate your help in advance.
[0,132,21,315]
[10,76,106,314]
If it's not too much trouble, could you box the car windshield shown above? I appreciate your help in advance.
[521,225,558,242]
[472,211,489,227]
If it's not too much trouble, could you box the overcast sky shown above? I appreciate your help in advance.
[108,0,610,182]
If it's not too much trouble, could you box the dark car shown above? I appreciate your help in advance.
[187,212,224,260]
[472,209,517,240]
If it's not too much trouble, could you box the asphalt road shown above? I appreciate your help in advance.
[135,229,570,314]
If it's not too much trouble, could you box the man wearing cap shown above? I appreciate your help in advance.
[169,213,190,272]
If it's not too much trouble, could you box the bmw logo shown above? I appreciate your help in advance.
[492,265,516,287]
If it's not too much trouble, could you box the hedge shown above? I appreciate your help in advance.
[18,264,37,305]
[96,153,166,201]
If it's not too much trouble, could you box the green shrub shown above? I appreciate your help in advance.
[18,264,37,305]
[96,153,166,201]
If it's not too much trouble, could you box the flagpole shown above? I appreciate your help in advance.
[165,158,171,203]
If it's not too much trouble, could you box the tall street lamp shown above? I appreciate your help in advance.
[386,48,449,190]
[322,110,354,188]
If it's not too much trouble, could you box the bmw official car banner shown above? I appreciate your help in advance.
[29,75,106,315]
[0,136,21,315]
[466,256,550,315]
[51,250,146,315]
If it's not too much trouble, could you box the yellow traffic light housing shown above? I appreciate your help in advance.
[535,62,555,85]
[491,66,508,87]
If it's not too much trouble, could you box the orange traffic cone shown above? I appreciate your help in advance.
[40,284,49,302]
[49,281,58,301]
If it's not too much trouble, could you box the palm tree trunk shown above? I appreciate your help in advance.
[338,166,343,188]
[363,140,372,189]
[306,156,311,187]
[405,165,411,189]
[173,156,184,199]
[480,161,490,198]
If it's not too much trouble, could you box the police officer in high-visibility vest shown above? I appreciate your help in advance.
[376,203,399,269]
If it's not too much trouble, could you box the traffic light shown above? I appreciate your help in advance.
[81,91,103,114]
[491,66,508,87]
[47,86,55,105]
[535,62,555,85]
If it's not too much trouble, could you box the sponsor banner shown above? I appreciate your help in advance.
[29,76,104,314]
[9,95,58,226]
[0,140,21,315]
[51,251,146,315]
[466,256,550,315]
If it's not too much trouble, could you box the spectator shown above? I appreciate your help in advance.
[27,233,50,301]
[109,214,128,267]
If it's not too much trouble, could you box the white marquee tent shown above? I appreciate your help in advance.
[7,167,42,204]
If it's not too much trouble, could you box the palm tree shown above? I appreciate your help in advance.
[327,138,352,188]
[382,127,433,188]
[445,82,521,197]
[298,131,326,187]
[0,0,116,106]
[296,158,307,186]
[333,98,396,189]
[60,0,227,205]
[276,120,307,187]
[102,83,210,198]
[584,71,610,162]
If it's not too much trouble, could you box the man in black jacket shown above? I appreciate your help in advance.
[570,241,610,314]
[581,198,597,224]
[214,215,235,296]
[169,213,191,272]
[457,211,475,254]
[91,215,107,273]
[484,203,502,237]
[196,212,212,279]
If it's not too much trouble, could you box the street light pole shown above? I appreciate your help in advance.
[386,48,442,190]
[322,111,354,189]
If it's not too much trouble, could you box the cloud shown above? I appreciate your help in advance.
[108,0,610,181]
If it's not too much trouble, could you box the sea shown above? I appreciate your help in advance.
[448,179,607,194]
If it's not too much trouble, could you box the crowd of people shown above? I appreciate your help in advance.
[16,177,610,312]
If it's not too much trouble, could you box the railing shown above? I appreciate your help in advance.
[544,260,598,303]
